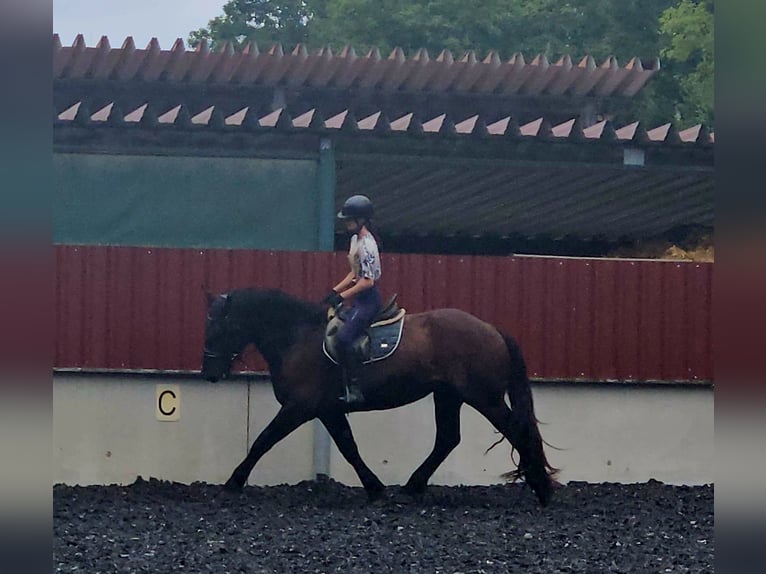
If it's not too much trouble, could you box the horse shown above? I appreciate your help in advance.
[201,287,559,506]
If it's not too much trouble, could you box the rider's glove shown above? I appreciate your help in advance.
[322,289,344,308]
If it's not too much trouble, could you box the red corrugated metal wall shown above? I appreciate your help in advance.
[54,245,713,382]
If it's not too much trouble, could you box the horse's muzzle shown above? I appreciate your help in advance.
[204,368,231,383]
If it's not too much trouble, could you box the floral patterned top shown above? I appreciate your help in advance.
[348,232,381,281]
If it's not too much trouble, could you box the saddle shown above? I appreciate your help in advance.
[323,294,406,365]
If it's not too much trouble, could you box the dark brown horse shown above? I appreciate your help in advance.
[201,288,558,506]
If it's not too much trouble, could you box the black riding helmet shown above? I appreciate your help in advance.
[337,195,374,220]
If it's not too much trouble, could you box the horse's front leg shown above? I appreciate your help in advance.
[224,404,312,491]
[319,409,386,501]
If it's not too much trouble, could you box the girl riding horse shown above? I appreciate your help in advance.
[323,194,382,404]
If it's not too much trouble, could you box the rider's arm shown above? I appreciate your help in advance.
[333,271,355,293]
[339,276,374,300]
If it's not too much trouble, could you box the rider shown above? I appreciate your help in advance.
[322,194,382,404]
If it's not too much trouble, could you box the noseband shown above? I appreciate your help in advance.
[203,347,237,361]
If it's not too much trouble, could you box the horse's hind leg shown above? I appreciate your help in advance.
[224,405,312,491]
[468,398,552,506]
[402,389,463,497]
[320,410,385,500]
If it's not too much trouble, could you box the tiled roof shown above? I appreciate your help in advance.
[54,34,660,98]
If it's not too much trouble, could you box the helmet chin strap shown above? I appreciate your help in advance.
[346,218,365,235]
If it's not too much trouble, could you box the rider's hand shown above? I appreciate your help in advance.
[322,289,344,308]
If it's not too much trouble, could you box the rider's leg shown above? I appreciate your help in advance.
[336,307,368,403]
[335,287,381,404]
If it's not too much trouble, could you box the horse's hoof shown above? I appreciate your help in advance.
[532,481,555,508]
[213,485,241,504]
[400,484,426,499]
[366,487,386,504]
[222,479,244,494]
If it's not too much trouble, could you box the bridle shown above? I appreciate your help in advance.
[202,346,237,362]
[203,305,246,363]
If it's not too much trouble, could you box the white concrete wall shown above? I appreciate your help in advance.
[53,378,248,486]
[333,384,714,487]
[53,375,713,487]
[534,384,714,485]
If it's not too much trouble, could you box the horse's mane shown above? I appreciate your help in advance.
[230,287,326,327]
[223,288,326,378]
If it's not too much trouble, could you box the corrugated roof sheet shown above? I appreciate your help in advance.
[53,34,660,98]
[335,161,713,241]
[55,100,714,146]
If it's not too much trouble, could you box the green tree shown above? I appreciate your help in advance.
[190,0,676,61]
[189,0,710,127]
[658,0,714,125]
[308,0,674,62]
[188,0,317,49]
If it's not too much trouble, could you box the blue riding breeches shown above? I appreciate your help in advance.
[336,285,382,355]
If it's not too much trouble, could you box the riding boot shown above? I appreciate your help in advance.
[338,347,366,405]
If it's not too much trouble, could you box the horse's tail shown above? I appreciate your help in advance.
[497,329,559,506]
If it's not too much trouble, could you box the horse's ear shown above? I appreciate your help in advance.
[203,286,215,307]
[222,293,231,316]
